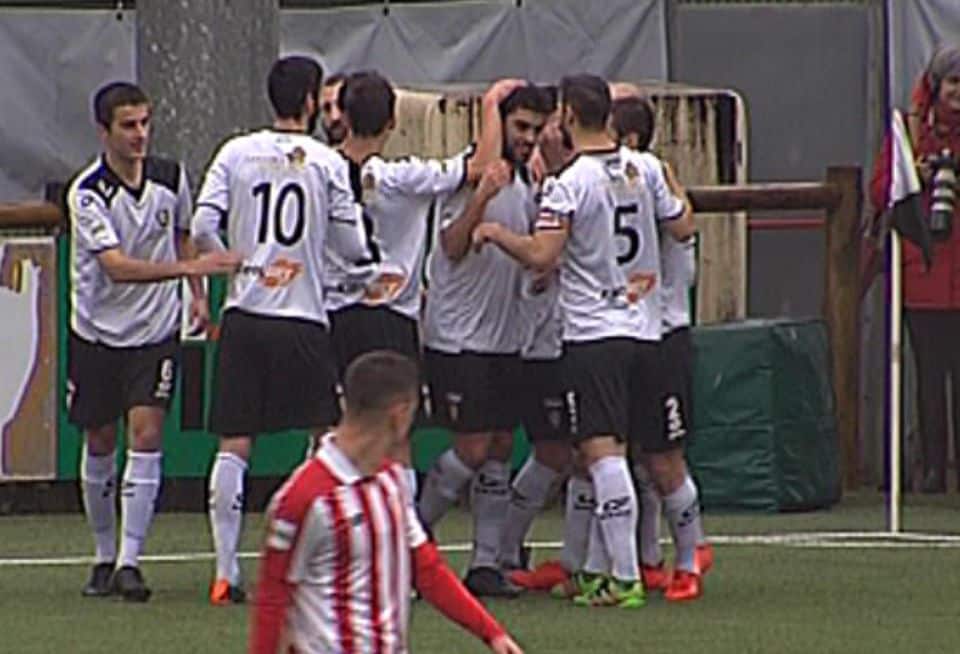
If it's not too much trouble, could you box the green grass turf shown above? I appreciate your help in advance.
[1,493,958,653]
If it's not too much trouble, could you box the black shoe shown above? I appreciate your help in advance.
[82,562,115,597]
[463,567,522,598]
[111,566,152,603]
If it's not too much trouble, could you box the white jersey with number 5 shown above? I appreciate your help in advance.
[537,146,684,343]
[192,129,366,326]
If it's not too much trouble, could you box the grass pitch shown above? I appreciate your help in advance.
[1,492,958,654]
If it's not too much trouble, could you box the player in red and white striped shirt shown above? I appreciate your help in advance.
[251,350,524,654]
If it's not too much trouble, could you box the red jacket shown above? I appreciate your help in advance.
[870,115,960,309]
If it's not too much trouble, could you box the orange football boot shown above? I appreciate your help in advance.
[509,560,570,592]
[664,569,702,602]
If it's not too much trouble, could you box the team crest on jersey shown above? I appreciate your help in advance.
[258,257,304,288]
[625,271,657,304]
[286,146,307,168]
[624,162,639,182]
[361,172,377,203]
[155,208,171,228]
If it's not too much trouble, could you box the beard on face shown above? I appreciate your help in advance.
[325,121,346,146]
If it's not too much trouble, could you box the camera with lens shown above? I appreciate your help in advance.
[928,148,957,241]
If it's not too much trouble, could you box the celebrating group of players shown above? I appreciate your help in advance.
[65,53,712,653]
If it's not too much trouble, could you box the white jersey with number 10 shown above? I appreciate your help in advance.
[193,129,366,326]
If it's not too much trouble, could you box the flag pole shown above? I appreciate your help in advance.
[888,229,903,534]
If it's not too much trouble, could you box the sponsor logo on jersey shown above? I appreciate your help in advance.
[362,264,407,305]
[240,258,304,288]
[625,271,657,304]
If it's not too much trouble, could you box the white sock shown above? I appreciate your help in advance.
[663,475,702,573]
[582,510,611,576]
[417,449,474,527]
[117,450,162,568]
[634,463,663,566]
[80,444,117,564]
[499,456,558,568]
[590,456,639,582]
[469,459,510,570]
[209,452,247,584]
[560,476,594,572]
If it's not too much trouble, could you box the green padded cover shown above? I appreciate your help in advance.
[687,319,841,512]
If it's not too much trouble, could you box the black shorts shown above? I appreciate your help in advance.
[520,358,569,441]
[209,309,339,436]
[629,328,694,454]
[562,337,660,445]
[423,348,522,434]
[329,305,420,378]
[67,332,179,429]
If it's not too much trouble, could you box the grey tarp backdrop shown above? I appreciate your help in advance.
[889,0,960,109]
[0,9,135,202]
[0,0,667,203]
[280,0,668,85]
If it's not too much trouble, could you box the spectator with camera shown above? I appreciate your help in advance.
[870,45,960,493]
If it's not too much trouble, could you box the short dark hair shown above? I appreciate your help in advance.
[499,84,556,120]
[93,82,149,128]
[560,74,611,130]
[267,56,323,119]
[611,96,656,151]
[343,350,419,416]
[339,71,396,137]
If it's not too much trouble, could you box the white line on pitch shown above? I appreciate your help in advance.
[4,533,960,567]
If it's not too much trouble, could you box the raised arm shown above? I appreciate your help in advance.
[439,160,512,262]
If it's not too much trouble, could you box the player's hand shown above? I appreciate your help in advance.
[529,148,547,184]
[188,250,243,276]
[477,160,513,200]
[489,634,524,654]
[484,78,526,106]
[188,293,210,336]
[472,222,501,252]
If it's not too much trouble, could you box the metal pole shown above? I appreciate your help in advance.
[888,230,902,533]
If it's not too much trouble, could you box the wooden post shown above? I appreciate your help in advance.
[824,166,862,489]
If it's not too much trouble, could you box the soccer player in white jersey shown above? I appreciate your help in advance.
[66,82,239,602]
[192,56,369,605]
[418,81,555,597]
[251,351,524,654]
[473,74,695,608]
[325,71,487,479]
[319,73,348,147]
[610,93,713,601]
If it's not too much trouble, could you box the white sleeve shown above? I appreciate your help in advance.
[647,161,685,222]
[536,175,576,230]
[193,145,231,244]
[681,234,697,288]
[68,187,120,253]
[174,163,193,232]
[381,154,467,197]
[325,159,369,263]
